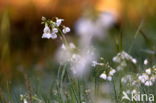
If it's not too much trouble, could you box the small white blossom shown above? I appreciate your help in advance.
[145,80,152,86]
[51,32,57,39]
[56,18,64,27]
[107,76,112,81]
[112,56,121,63]
[145,68,151,75]
[43,25,50,33]
[63,27,70,34]
[42,25,52,39]
[131,89,137,94]
[132,59,137,64]
[100,73,107,80]
[42,33,52,39]
[113,51,137,64]
[52,28,58,33]
[109,69,116,76]
[138,66,156,86]
[23,99,28,103]
[144,59,148,65]
[138,74,149,83]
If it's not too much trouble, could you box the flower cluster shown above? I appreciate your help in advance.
[41,17,70,39]
[98,61,116,81]
[138,66,156,86]
[121,74,141,101]
[112,51,137,71]
[100,69,116,81]
[20,94,43,103]
[121,74,140,87]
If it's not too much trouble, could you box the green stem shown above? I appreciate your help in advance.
[112,79,118,103]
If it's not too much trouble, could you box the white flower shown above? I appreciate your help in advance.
[43,25,50,33]
[23,99,28,103]
[42,33,52,39]
[107,76,112,81]
[138,74,149,83]
[56,18,64,27]
[145,80,152,86]
[144,59,148,65]
[109,69,116,76]
[113,51,137,64]
[52,28,58,33]
[145,68,151,75]
[100,73,107,80]
[112,56,122,63]
[62,27,70,34]
[51,32,57,39]
[131,89,137,94]
[132,59,137,64]
[42,25,52,39]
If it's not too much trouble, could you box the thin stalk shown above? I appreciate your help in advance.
[112,79,118,103]
[78,80,81,103]
[58,29,69,46]
[128,20,144,53]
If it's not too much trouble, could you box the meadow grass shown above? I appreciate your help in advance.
[0,16,156,103]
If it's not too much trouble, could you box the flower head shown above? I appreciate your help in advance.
[42,25,53,39]
[51,32,57,39]
[52,28,58,33]
[145,68,151,75]
[109,69,116,76]
[62,27,70,34]
[144,59,148,65]
[100,73,107,80]
[56,18,64,27]
[145,80,152,86]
